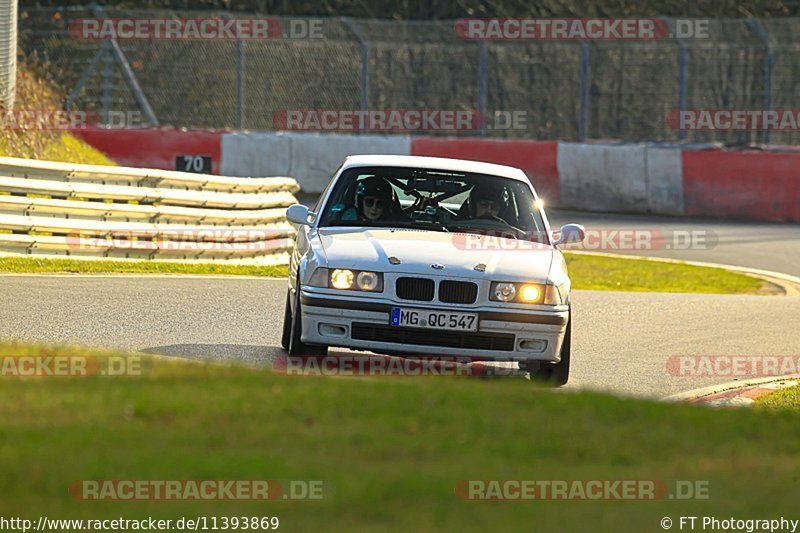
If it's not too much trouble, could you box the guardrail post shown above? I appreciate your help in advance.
[579,41,591,142]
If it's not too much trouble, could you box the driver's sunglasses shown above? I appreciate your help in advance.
[477,200,499,209]
[363,197,385,208]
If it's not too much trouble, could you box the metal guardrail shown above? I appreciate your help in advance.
[0,156,300,192]
[0,158,300,264]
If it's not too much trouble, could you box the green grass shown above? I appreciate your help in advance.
[0,256,287,277]
[755,385,800,409]
[564,252,766,294]
[1,343,799,531]
[0,253,768,295]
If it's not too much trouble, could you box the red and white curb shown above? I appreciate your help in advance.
[665,374,800,407]
[71,127,800,223]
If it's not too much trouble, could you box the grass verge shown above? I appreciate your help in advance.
[564,252,766,294]
[0,256,287,277]
[0,252,770,295]
[0,343,799,531]
[755,384,800,409]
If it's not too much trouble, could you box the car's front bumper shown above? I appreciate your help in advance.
[298,289,569,363]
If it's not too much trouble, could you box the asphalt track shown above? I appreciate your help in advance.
[549,209,800,277]
[1,211,798,398]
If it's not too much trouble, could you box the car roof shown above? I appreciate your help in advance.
[341,155,530,183]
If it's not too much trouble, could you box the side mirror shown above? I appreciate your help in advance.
[286,204,312,226]
[554,224,585,246]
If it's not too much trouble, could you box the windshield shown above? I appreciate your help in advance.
[318,166,549,242]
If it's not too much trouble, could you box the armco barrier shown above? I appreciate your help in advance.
[221,131,412,193]
[556,143,684,215]
[72,127,223,174]
[72,128,800,224]
[0,158,300,263]
[682,148,800,223]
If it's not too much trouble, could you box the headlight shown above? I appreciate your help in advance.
[490,282,563,305]
[356,271,380,291]
[493,282,516,302]
[519,284,541,303]
[330,269,354,289]
[327,268,383,292]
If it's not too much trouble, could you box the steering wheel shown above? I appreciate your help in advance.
[448,218,527,239]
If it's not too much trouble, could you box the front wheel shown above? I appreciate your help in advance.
[280,289,292,350]
[521,312,571,386]
[286,285,328,357]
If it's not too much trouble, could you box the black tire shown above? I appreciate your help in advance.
[287,283,328,357]
[280,289,292,350]
[523,312,571,387]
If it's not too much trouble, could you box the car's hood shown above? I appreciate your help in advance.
[315,227,554,282]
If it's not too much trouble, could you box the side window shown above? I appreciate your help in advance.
[313,167,340,213]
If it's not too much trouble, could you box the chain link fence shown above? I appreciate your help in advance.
[17,6,800,144]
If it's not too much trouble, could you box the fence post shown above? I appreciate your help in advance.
[342,18,369,112]
[579,41,590,142]
[678,42,689,141]
[0,0,17,110]
[100,45,115,125]
[746,18,773,145]
[66,44,106,111]
[92,4,158,126]
[108,40,159,126]
[477,41,488,137]
[235,33,245,128]
[223,12,245,129]
[662,18,689,142]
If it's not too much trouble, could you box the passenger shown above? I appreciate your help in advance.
[341,177,395,222]
[467,183,506,221]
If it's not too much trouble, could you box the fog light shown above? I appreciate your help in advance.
[519,339,548,352]
[319,324,347,337]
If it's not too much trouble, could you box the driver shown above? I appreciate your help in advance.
[468,182,507,222]
[341,177,395,222]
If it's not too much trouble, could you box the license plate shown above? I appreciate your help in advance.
[390,307,478,332]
